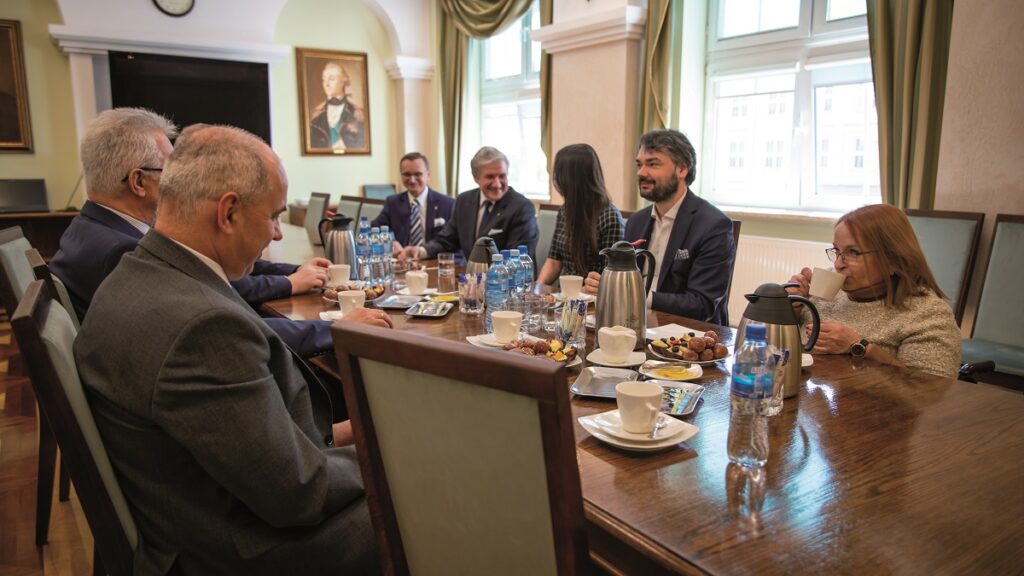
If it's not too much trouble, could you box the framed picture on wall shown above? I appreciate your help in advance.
[296,48,371,156]
[0,19,33,152]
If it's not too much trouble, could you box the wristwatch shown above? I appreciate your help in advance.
[850,338,870,357]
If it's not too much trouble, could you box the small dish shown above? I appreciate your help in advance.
[644,323,704,341]
[405,301,454,318]
[319,310,345,321]
[553,292,595,303]
[586,349,647,367]
[399,287,438,296]
[591,410,694,443]
[638,360,703,381]
[645,380,705,416]
[578,413,698,452]
[647,344,731,365]
[373,294,425,309]
[466,333,517,348]
[570,366,640,399]
[325,280,365,291]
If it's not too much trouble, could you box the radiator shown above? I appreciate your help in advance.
[727,235,831,326]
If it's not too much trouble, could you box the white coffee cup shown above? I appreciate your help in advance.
[491,311,524,344]
[598,325,637,364]
[560,275,583,299]
[809,267,845,300]
[328,264,350,286]
[615,381,664,434]
[406,270,429,295]
[338,290,366,315]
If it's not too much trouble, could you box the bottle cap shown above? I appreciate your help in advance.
[491,254,503,263]
[517,244,528,254]
[510,249,520,257]
[746,324,767,340]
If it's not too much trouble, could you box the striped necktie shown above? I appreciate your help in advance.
[409,200,424,247]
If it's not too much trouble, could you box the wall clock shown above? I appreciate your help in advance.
[153,0,195,17]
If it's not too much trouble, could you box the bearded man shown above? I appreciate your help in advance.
[582,129,736,324]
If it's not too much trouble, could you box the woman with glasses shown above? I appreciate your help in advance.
[787,204,961,377]
[536,143,625,284]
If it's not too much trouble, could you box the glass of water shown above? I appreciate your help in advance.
[438,252,457,294]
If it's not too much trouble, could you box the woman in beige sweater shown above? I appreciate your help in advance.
[788,204,961,378]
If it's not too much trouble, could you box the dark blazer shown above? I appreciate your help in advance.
[625,191,735,325]
[75,230,376,575]
[370,188,455,246]
[310,97,365,149]
[424,187,539,261]
[49,201,331,357]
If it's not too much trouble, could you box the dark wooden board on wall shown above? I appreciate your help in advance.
[0,211,77,259]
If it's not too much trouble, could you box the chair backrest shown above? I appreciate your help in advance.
[26,248,81,332]
[12,281,137,576]
[357,197,385,224]
[0,226,34,315]
[723,219,742,313]
[536,204,560,267]
[337,195,363,223]
[332,323,587,576]
[363,184,397,200]
[905,209,984,324]
[305,193,331,246]
[971,214,1024,346]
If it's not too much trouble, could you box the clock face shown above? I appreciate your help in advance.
[153,0,195,17]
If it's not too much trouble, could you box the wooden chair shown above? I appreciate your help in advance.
[961,214,1024,390]
[363,183,397,200]
[304,193,331,246]
[723,219,742,321]
[336,195,363,223]
[26,248,81,332]
[356,196,386,223]
[332,323,588,575]
[12,281,138,575]
[905,209,984,324]
[0,226,69,546]
[536,203,560,267]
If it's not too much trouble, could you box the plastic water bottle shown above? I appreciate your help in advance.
[356,217,371,282]
[727,323,777,467]
[380,225,394,283]
[517,245,538,330]
[509,249,527,295]
[369,227,386,285]
[485,254,509,333]
[517,245,535,288]
[503,249,522,301]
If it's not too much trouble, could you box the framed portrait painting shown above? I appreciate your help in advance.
[1,20,33,152]
[296,48,371,156]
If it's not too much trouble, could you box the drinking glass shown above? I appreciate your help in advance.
[458,273,485,315]
[522,293,544,333]
[391,259,411,294]
[543,298,560,334]
[438,252,457,293]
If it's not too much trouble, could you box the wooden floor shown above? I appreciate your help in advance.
[0,318,93,576]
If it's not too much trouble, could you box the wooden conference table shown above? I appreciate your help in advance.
[261,226,1024,575]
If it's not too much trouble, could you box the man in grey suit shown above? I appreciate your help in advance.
[75,124,388,574]
[399,146,539,261]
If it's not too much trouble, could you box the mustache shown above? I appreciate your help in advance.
[638,177,656,185]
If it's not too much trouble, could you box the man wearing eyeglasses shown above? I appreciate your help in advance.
[370,152,455,251]
[49,108,336,357]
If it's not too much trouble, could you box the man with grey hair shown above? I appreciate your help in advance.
[583,129,735,324]
[50,108,334,357]
[400,146,538,261]
[75,124,382,574]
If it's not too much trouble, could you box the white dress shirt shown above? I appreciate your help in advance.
[95,203,150,236]
[647,192,687,305]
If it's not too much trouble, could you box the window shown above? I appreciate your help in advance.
[475,3,548,199]
[702,0,878,213]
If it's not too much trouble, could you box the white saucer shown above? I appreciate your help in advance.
[578,412,698,452]
[585,314,596,330]
[319,311,345,321]
[587,348,647,367]
[554,292,595,303]
[638,361,703,381]
[325,280,364,291]
[645,323,705,341]
[802,353,814,368]
[591,410,694,443]
[399,287,437,296]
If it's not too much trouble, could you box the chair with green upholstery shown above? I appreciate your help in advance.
[332,322,588,575]
[357,196,385,223]
[535,204,559,268]
[12,281,138,576]
[363,184,396,200]
[336,195,363,222]
[961,214,1024,386]
[26,248,81,332]
[905,209,984,324]
[304,192,331,246]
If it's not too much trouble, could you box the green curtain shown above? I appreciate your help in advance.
[640,0,674,133]
[539,0,553,171]
[866,0,954,209]
[438,0,534,193]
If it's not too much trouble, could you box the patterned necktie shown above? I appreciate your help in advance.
[477,201,494,238]
[409,200,424,247]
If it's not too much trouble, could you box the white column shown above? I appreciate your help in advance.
[533,4,647,210]
[385,56,436,166]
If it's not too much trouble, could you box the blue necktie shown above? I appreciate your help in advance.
[477,201,494,239]
[409,201,424,247]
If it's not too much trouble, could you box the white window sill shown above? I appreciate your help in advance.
[719,205,840,224]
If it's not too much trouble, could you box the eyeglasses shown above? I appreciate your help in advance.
[121,167,163,183]
[825,247,874,263]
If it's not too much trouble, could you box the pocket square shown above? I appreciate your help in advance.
[488,228,504,235]
[433,217,446,227]
[674,249,690,261]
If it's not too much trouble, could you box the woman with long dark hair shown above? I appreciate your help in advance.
[787,204,960,377]
[536,144,625,285]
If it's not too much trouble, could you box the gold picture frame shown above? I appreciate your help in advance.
[296,48,371,156]
[0,19,33,152]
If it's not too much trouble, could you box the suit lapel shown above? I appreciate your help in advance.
[657,192,699,291]
[463,189,481,248]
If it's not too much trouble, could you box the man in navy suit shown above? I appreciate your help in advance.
[49,108,337,357]
[399,147,538,261]
[584,130,735,325]
[371,152,454,250]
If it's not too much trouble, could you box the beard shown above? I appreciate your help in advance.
[638,173,679,203]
